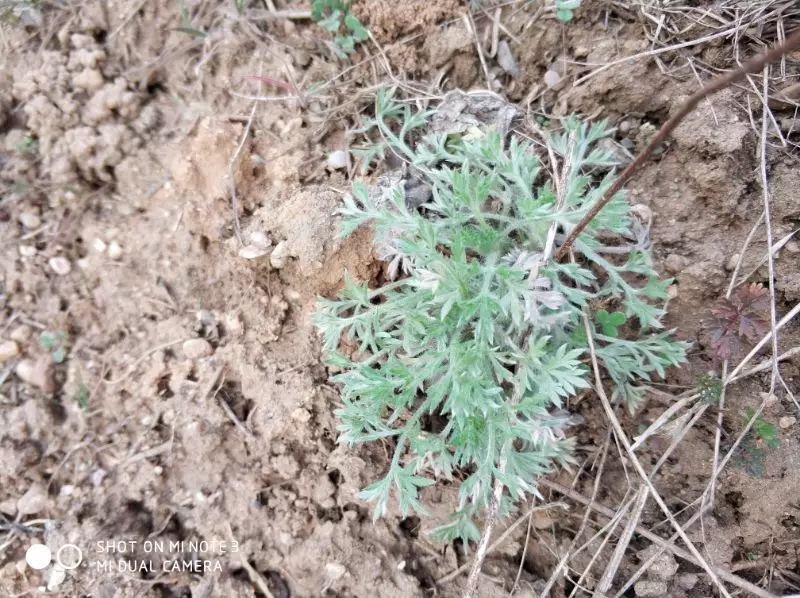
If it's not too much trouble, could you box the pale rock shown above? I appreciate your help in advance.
[19,211,41,229]
[19,245,36,257]
[0,340,21,362]
[182,338,214,360]
[291,407,311,422]
[48,256,72,276]
[725,253,740,272]
[779,416,796,429]
[270,240,290,269]
[544,69,561,87]
[17,483,48,515]
[664,254,686,275]
[325,562,346,581]
[327,150,348,170]
[77,258,90,269]
[10,324,32,343]
[93,238,107,253]
[16,357,55,392]
[786,240,799,253]
[676,573,698,590]
[107,241,123,260]
[238,244,270,260]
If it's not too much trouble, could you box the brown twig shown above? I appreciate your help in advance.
[554,27,800,262]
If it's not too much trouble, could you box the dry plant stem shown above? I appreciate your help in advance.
[540,479,776,598]
[596,486,649,594]
[758,67,781,396]
[555,27,800,262]
[539,429,612,596]
[581,312,732,597]
[230,99,259,246]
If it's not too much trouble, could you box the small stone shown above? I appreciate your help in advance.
[779,416,796,429]
[497,40,519,77]
[77,258,90,269]
[573,45,589,59]
[182,338,214,360]
[107,241,122,260]
[19,245,36,257]
[90,469,107,487]
[16,357,55,392]
[48,256,71,276]
[544,69,561,88]
[59,484,74,497]
[634,580,669,597]
[19,211,41,229]
[327,150,348,170]
[291,407,311,423]
[667,285,679,300]
[785,240,799,254]
[93,238,107,253]
[9,325,32,343]
[725,253,740,271]
[270,240,290,269]
[238,245,270,260]
[0,340,21,362]
[325,562,346,581]
[0,498,16,515]
[248,230,270,248]
[677,573,698,590]
[17,483,48,515]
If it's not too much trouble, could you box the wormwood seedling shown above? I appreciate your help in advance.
[314,89,688,542]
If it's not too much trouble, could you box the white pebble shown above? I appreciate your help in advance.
[327,150,348,170]
[48,257,72,276]
[107,241,122,260]
[544,69,561,88]
[779,416,796,429]
[182,338,214,360]
[238,245,270,260]
[17,484,48,515]
[270,240,290,269]
[19,211,41,229]
[248,230,270,248]
[93,238,107,253]
[9,325,32,343]
[0,340,21,363]
[19,245,36,257]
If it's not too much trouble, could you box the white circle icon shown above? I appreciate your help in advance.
[56,544,83,570]
[25,544,52,569]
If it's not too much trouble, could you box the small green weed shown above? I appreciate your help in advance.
[314,88,688,542]
[40,331,68,363]
[696,373,723,405]
[733,408,779,477]
[173,0,207,39]
[16,133,38,156]
[555,0,581,22]
[311,0,368,59]
[76,382,90,409]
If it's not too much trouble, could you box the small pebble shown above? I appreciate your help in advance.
[785,240,799,254]
[248,230,270,248]
[497,40,519,77]
[48,256,71,276]
[19,245,36,257]
[9,325,32,343]
[0,340,21,362]
[779,416,796,429]
[17,484,48,515]
[238,245,270,260]
[77,258,90,269]
[107,241,123,260]
[19,211,41,229]
[725,253,740,271]
[182,338,214,360]
[760,392,779,407]
[93,238,107,253]
[327,150,348,170]
[544,69,561,88]
[16,357,55,393]
[664,254,686,275]
[325,562,346,581]
[270,240,290,269]
[677,573,698,590]
[667,285,679,300]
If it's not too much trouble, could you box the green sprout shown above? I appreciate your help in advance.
[40,331,68,363]
[311,0,368,59]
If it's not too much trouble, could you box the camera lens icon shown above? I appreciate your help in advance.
[25,543,83,570]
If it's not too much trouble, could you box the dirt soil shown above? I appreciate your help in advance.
[1,2,799,597]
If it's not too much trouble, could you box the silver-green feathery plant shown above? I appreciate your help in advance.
[313,88,688,542]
